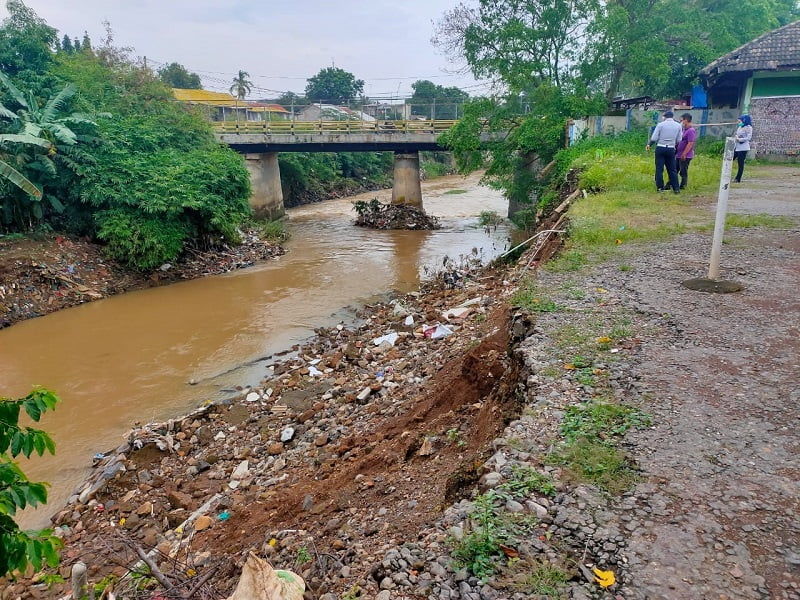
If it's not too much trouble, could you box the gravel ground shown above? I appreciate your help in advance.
[608,227,800,599]
[525,168,800,599]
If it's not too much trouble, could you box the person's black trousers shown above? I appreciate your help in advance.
[655,146,679,191]
[734,150,747,182]
[678,158,692,189]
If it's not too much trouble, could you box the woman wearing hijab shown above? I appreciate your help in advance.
[734,115,753,183]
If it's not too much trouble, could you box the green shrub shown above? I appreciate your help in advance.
[252,218,289,243]
[95,208,189,270]
[280,151,392,206]
[51,53,252,269]
[478,210,502,226]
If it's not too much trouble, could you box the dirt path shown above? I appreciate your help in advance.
[610,173,800,598]
[516,164,799,599]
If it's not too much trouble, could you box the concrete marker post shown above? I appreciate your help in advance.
[681,135,743,294]
[708,136,736,279]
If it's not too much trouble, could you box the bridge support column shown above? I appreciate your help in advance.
[391,151,423,208]
[244,153,285,220]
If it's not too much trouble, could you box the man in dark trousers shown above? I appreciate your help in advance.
[646,111,683,194]
[677,113,697,189]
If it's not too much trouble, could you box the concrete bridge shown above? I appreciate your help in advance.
[214,120,462,218]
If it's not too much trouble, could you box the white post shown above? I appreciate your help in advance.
[708,136,736,280]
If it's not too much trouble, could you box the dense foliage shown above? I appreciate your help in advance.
[442,86,605,205]
[305,67,365,104]
[158,61,201,89]
[0,388,62,578]
[279,151,392,206]
[0,1,252,270]
[435,0,799,100]
[436,0,798,211]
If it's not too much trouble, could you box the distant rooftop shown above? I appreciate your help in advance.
[171,89,288,112]
[700,20,800,84]
[172,88,240,106]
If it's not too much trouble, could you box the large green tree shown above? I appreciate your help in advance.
[158,61,202,89]
[0,0,56,77]
[305,67,364,104]
[407,80,469,119]
[435,0,799,100]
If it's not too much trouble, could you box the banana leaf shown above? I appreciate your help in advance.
[0,159,42,199]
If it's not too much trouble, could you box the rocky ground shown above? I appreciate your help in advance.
[5,168,798,600]
[0,230,284,329]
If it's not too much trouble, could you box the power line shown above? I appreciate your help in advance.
[146,56,484,97]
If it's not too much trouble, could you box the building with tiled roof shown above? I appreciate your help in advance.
[699,20,800,156]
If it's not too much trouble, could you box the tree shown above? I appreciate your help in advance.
[229,69,252,100]
[0,388,62,578]
[81,30,91,52]
[434,0,594,91]
[158,62,202,89]
[60,33,72,53]
[436,0,799,101]
[273,90,303,109]
[0,71,100,228]
[305,67,364,104]
[0,0,57,76]
[73,37,80,52]
[407,80,469,119]
[582,0,799,99]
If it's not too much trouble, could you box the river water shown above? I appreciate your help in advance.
[1,172,509,528]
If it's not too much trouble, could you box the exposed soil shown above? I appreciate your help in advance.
[0,230,284,329]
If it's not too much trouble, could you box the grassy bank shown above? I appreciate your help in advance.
[542,134,790,273]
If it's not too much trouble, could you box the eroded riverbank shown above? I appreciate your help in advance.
[2,172,510,530]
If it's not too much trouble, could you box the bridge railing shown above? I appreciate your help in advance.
[213,120,458,135]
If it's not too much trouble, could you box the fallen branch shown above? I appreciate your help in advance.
[134,543,176,592]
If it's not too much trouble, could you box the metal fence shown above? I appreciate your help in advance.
[213,119,459,134]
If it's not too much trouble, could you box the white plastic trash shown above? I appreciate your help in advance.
[372,332,399,347]
[423,324,454,339]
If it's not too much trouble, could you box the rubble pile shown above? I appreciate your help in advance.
[353,199,441,230]
[22,260,523,599]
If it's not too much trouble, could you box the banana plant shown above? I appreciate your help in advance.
[0,71,101,224]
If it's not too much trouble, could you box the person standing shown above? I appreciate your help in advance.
[677,113,697,189]
[734,115,753,183]
[646,111,683,193]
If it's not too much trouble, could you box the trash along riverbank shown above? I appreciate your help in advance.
[0,230,285,330]
[6,184,596,600]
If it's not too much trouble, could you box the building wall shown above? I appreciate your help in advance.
[749,96,800,156]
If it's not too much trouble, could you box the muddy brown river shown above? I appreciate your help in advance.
[1,173,509,527]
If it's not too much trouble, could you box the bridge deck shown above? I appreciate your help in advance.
[213,120,457,153]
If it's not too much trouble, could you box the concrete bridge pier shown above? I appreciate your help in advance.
[391,151,423,208]
[244,153,285,219]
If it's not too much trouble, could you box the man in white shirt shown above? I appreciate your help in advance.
[646,111,683,194]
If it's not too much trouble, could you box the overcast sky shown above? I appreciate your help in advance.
[5,0,486,100]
